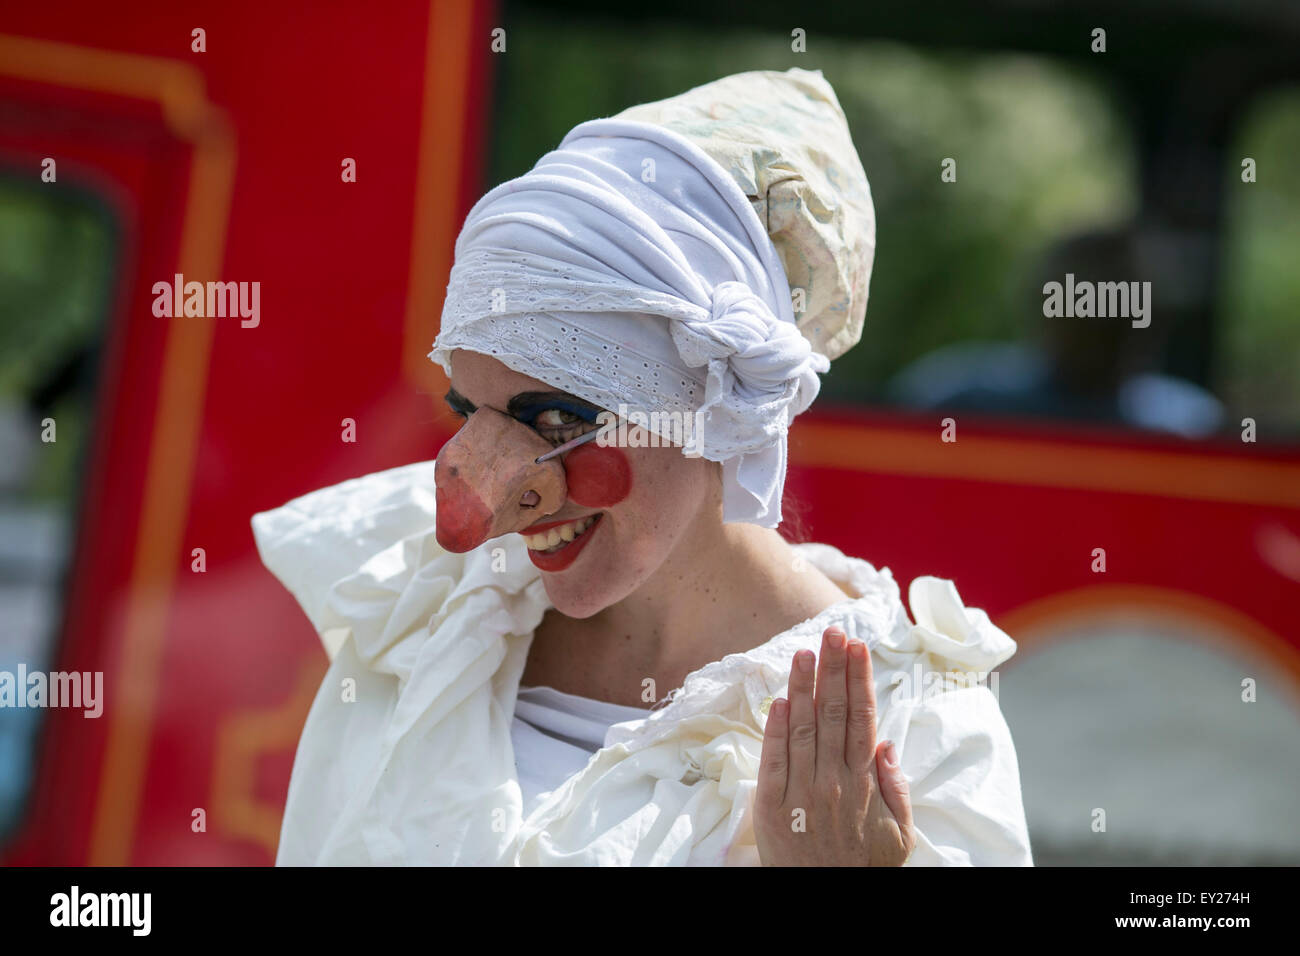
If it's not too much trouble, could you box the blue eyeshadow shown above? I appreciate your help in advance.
[512,400,601,426]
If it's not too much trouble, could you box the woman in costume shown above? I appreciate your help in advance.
[253,68,1033,866]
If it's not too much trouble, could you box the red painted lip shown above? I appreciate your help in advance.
[521,514,595,535]
[526,514,603,573]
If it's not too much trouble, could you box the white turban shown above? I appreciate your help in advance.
[431,69,874,528]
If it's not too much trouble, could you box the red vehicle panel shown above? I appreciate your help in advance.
[1,1,1295,866]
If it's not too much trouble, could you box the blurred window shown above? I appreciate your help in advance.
[0,171,116,845]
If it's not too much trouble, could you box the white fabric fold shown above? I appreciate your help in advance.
[431,118,830,527]
[252,463,1034,866]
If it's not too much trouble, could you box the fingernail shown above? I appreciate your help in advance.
[827,629,845,649]
[884,741,899,767]
[798,651,814,673]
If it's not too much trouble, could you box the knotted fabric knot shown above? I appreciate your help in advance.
[670,281,815,406]
[674,281,828,455]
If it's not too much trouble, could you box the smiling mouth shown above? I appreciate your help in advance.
[521,514,600,553]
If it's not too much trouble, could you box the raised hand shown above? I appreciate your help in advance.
[755,625,916,866]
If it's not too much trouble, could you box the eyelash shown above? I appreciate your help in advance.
[450,403,601,447]
[520,406,601,446]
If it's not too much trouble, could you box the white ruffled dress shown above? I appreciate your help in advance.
[252,460,1034,866]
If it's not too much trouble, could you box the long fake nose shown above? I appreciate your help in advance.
[434,406,568,553]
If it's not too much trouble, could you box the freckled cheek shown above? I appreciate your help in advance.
[564,443,632,508]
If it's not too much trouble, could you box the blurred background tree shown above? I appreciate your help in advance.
[487,6,1299,434]
[2,6,1296,507]
[1219,88,1300,429]
[0,178,113,505]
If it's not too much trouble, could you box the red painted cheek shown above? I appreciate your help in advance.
[564,443,632,508]
[435,471,493,552]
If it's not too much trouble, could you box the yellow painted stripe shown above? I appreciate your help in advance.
[998,584,1300,706]
[88,129,235,866]
[403,0,475,399]
[0,34,238,865]
[0,34,207,134]
[792,422,1300,509]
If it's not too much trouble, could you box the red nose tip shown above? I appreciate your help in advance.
[435,470,494,553]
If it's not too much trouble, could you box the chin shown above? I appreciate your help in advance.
[526,513,630,617]
[526,513,670,617]
[536,539,648,618]
[539,578,610,619]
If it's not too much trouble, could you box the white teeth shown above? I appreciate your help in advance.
[522,515,597,552]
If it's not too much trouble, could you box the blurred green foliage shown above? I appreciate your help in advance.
[489,9,1299,430]
[0,179,111,396]
[0,16,1295,521]
[0,177,113,502]
[1218,88,1300,432]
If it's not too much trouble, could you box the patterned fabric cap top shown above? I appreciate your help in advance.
[616,67,875,360]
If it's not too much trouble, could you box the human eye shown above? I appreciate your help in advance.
[529,407,596,445]
[514,399,602,446]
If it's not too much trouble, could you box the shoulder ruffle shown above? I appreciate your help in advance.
[253,463,552,864]
[251,461,442,643]
[605,541,1017,752]
[794,541,1017,673]
[903,575,1018,673]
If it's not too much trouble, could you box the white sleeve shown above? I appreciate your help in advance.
[249,460,439,649]
[897,685,1034,866]
[868,574,1034,866]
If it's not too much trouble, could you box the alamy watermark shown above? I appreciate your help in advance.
[152,273,260,328]
[50,886,150,935]
[594,405,706,456]
[1042,273,1151,328]
[882,663,1001,706]
[0,666,103,717]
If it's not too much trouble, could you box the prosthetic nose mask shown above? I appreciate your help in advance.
[435,406,568,553]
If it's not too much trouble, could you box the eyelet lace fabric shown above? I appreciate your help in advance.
[433,250,827,464]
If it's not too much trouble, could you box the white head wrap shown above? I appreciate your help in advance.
[431,68,873,528]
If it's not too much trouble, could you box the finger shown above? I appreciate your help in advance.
[845,638,878,773]
[874,740,915,844]
[757,698,790,809]
[814,626,850,779]
[786,649,817,793]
